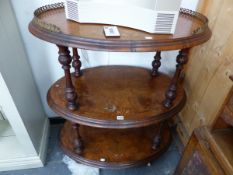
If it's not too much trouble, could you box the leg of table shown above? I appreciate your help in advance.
[164,49,189,108]
[72,48,82,77]
[152,122,165,150]
[151,51,162,76]
[71,123,84,154]
[58,45,78,110]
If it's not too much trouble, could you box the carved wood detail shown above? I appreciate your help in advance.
[58,45,77,110]
[164,49,189,108]
[152,51,162,76]
[72,48,82,77]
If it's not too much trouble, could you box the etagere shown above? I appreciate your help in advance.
[29,3,211,169]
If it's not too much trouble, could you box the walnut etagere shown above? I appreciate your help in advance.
[29,3,211,169]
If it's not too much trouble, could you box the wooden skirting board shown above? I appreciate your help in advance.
[0,118,49,171]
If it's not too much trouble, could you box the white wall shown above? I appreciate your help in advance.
[11,0,199,117]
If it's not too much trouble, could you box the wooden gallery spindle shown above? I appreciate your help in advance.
[164,49,189,108]
[72,48,82,77]
[152,51,162,76]
[58,45,78,110]
[72,123,84,154]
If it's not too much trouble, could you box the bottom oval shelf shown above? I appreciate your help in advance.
[60,121,172,169]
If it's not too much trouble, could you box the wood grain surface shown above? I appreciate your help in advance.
[27,3,213,169]
[29,7,211,51]
[177,0,233,144]
[60,121,171,169]
[48,66,186,128]
[175,127,226,175]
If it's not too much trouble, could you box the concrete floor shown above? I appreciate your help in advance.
[0,124,183,175]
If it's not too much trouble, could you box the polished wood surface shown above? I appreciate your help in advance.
[58,46,77,110]
[48,66,186,128]
[164,49,189,108]
[71,123,84,154]
[28,3,211,169]
[60,121,171,169]
[151,51,161,77]
[29,7,211,51]
[72,48,82,77]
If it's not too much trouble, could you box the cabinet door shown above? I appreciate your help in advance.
[175,129,225,175]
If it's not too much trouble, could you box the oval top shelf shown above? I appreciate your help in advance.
[47,66,186,129]
[29,3,211,52]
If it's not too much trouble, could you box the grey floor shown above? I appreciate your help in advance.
[0,124,183,175]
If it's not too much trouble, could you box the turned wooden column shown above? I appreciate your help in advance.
[58,45,77,110]
[164,49,189,108]
[152,51,162,76]
[72,123,84,154]
[152,122,165,150]
[72,48,82,77]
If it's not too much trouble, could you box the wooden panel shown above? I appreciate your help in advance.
[174,128,225,175]
[227,91,233,113]
[221,107,233,127]
[210,129,233,175]
[178,0,233,144]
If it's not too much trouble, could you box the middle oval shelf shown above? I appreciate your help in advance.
[47,66,186,129]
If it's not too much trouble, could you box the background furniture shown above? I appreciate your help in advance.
[175,76,233,175]
[177,0,233,145]
[0,0,49,171]
[29,3,210,169]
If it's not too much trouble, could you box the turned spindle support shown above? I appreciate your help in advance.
[58,46,78,110]
[72,123,84,154]
[164,49,189,108]
[152,51,162,76]
[72,48,82,77]
[152,122,165,150]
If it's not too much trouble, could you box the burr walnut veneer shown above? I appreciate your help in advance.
[29,3,211,169]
